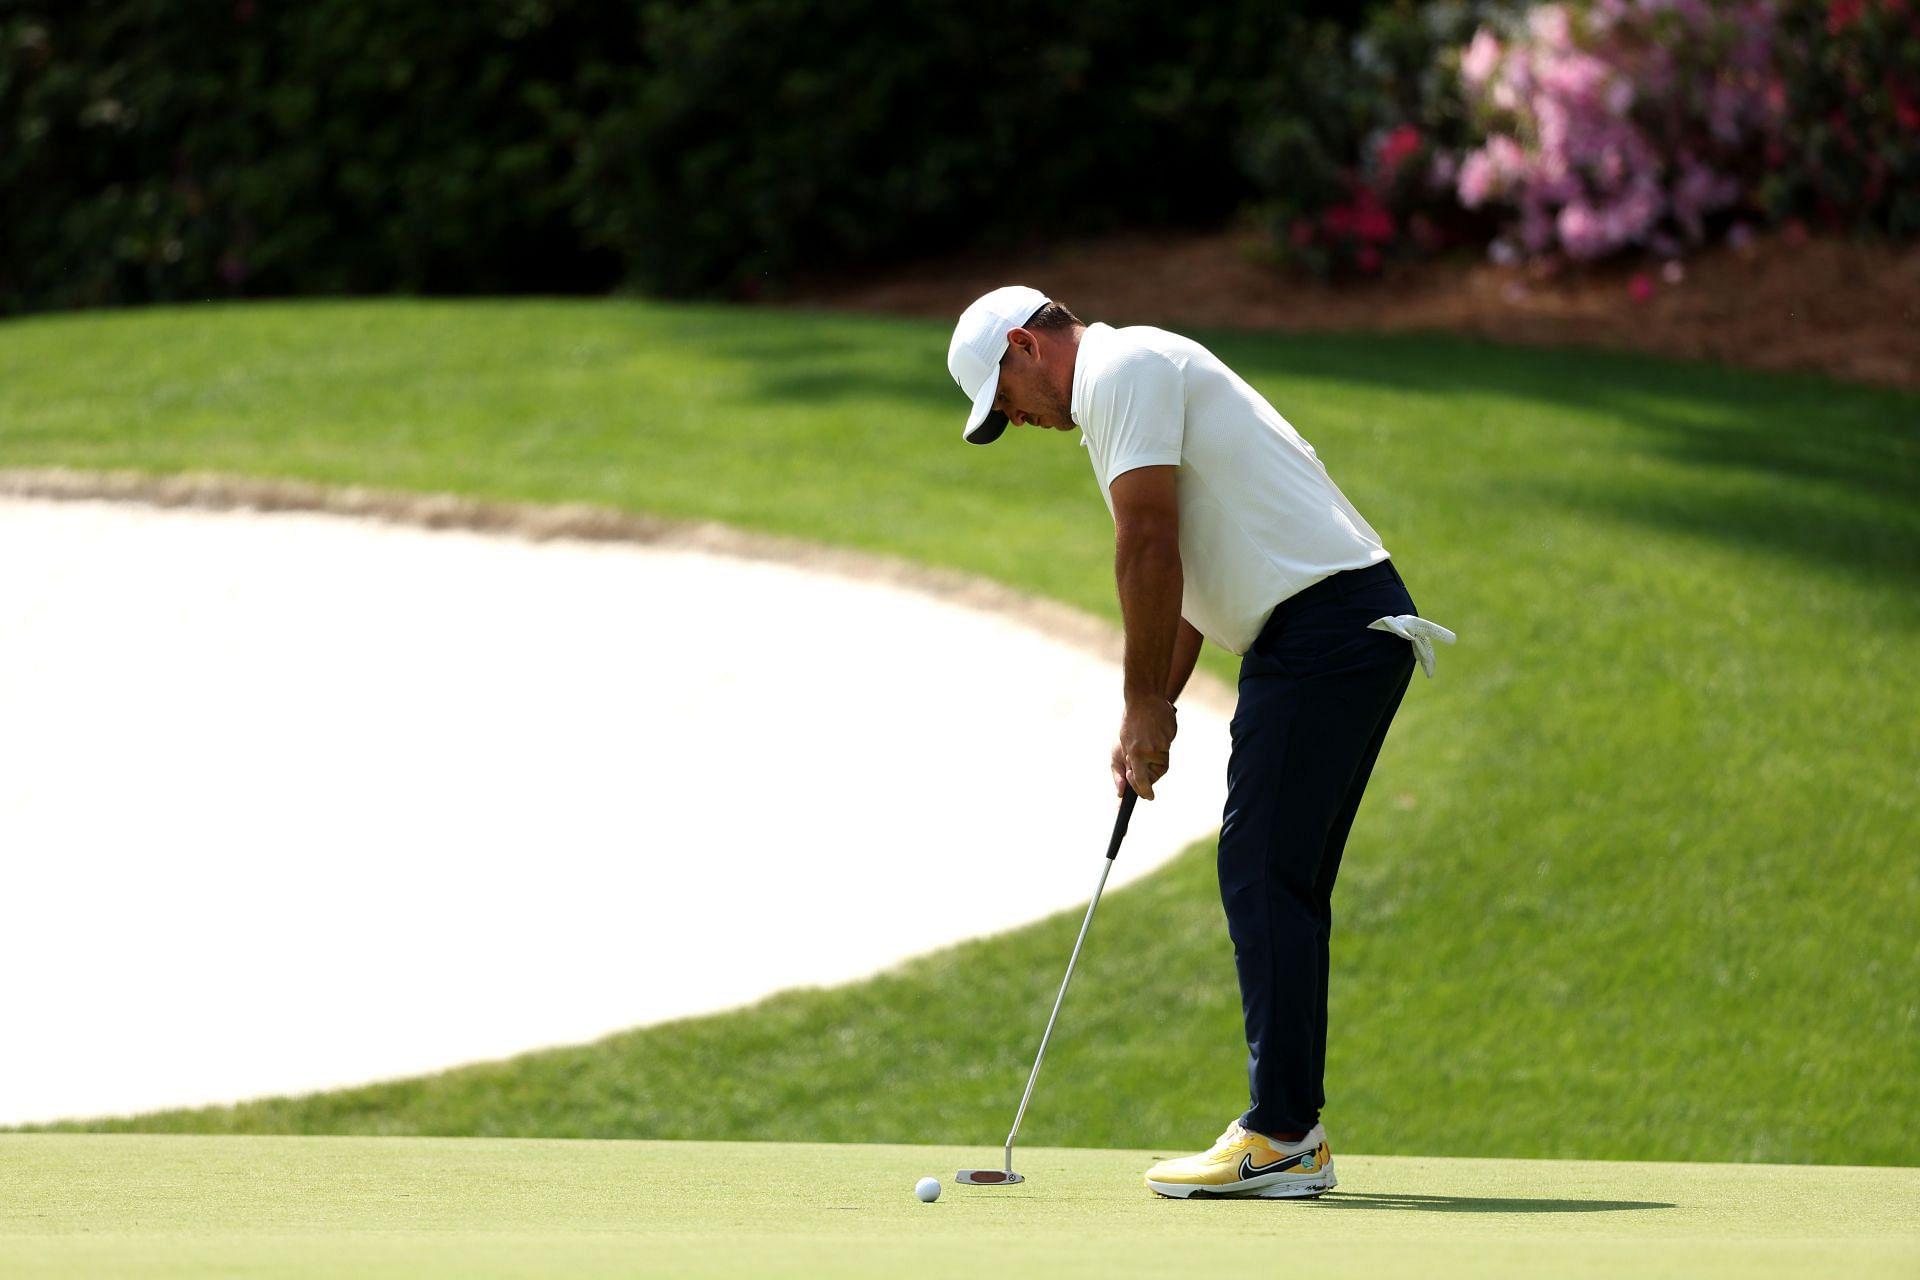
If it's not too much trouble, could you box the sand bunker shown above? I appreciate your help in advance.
[0,483,1230,1126]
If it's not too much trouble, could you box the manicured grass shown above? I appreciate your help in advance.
[3,1134,1916,1279]
[3,300,1916,1164]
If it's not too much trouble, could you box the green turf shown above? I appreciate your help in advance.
[3,300,1916,1164]
[1,1134,1915,1279]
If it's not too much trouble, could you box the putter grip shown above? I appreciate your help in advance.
[1105,786,1138,861]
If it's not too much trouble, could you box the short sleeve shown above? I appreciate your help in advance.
[1086,345,1185,490]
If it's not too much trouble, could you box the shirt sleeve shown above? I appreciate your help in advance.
[1086,344,1185,490]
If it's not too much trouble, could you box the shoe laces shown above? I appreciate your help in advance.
[1206,1121,1251,1154]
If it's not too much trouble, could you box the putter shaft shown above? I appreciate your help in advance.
[997,787,1136,1174]
[1000,852,1115,1172]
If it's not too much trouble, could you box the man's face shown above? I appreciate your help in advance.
[992,330,1075,433]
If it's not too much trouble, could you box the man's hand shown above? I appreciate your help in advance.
[1113,696,1178,799]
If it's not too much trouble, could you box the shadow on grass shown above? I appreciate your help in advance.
[692,312,958,411]
[1213,330,1920,593]
[1311,1192,1677,1213]
[700,319,1919,591]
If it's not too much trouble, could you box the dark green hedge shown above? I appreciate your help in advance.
[0,0,1365,313]
[1,0,636,311]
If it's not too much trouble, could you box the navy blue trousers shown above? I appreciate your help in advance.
[1221,559,1417,1137]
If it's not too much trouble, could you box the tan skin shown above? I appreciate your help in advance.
[992,325,1205,803]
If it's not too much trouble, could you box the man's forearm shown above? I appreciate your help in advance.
[1165,619,1203,704]
[1116,526,1184,706]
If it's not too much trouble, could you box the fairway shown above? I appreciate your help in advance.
[2,1135,1915,1279]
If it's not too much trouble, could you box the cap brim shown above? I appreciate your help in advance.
[966,411,1007,445]
[962,369,1006,445]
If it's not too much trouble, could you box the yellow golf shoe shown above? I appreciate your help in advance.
[1144,1121,1336,1199]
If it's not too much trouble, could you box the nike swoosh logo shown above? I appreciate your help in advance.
[1238,1148,1313,1180]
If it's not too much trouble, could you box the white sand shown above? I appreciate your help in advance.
[0,496,1230,1126]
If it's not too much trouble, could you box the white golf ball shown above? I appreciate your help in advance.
[914,1176,941,1203]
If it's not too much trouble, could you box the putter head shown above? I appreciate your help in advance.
[954,1169,1024,1186]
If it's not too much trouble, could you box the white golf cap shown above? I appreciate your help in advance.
[947,285,1049,445]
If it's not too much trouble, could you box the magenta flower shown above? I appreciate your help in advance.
[1377,124,1425,177]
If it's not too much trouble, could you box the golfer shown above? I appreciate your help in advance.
[947,286,1451,1199]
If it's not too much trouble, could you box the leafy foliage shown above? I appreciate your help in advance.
[1766,0,1920,239]
[2,1,1912,310]
[577,1,1345,297]
[0,0,1360,312]
[1240,1,1513,277]
[0,1,633,313]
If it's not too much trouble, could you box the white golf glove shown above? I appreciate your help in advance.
[1368,615,1458,678]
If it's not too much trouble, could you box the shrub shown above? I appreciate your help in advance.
[0,0,1367,312]
[1241,1,1513,277]
[1765,0,1920,239]
[1443,0,1920,265]
[0,1,633,314]
[1451,0,1783,264]
[574,0,1361,299]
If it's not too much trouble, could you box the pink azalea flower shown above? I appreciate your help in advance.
[1598,143,1627,186]
[1591,0,1631,31]
[1529,5,1573,52]
[1457,150,1497,208]
[1535,97,1571,157]
[1451,0,1786,265]
[1486,134,1528,182]
[1557,201,1612,258]
[1541,50,1611,104]
[1462,29,1503,87]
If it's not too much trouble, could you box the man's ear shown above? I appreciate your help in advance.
[1005,327,1038,361]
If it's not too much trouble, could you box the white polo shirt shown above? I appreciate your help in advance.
[1071,322,1390,655]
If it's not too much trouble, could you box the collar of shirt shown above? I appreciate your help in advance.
[1068,322,1115,443]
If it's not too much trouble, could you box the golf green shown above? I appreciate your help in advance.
[2,1135,1914,1278]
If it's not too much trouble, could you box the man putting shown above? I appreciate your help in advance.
[947,286,1452,1200]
